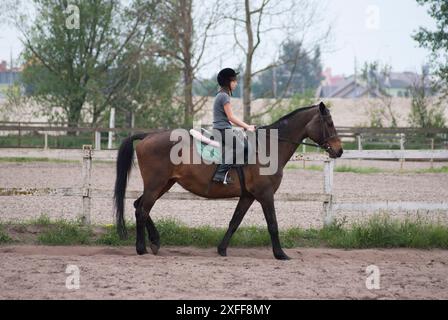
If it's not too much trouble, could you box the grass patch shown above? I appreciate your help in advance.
[30,214,53,226]
[0,157,115,164]
[414,166,448,174]
[37,220,93,245]
[0,224,13,244]
[0,157,79,164]
[285,163,323,171]
[334,165,383,174]
[286,164,383,174]
[1,215,447,249]
[315,215,448,249]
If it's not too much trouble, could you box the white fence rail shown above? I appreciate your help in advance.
[1,146,448,226]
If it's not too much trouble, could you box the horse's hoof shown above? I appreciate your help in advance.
[150,243,160,255]
[275,253,291,260]
[136,247,148,255]
[217,247,227,257]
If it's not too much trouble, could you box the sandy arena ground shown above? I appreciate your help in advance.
[1,160,448,300]
[1,160,447,228]
[0,245,447,299]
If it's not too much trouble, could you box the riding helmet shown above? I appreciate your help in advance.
[217,68,239,89]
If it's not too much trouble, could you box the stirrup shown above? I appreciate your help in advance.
[223,171,232,185]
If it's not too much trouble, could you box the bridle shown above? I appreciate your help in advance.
[256,113,339,152]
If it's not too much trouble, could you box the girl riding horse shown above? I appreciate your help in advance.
[212,68,256,184]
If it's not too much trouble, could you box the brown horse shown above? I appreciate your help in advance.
[114,102,343,260]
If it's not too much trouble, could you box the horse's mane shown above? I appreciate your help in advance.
[258,104,318,130]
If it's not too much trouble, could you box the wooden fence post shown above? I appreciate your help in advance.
[357,134,362,166]
[430,138,434,169]
[18,122,21,147]
[95,131,101,151]
[323,159,334,227]
[302,139,306,169]
[44,133,48,150]
[108,107,115,149]
[400,133,405,171]
[81,145,92,225]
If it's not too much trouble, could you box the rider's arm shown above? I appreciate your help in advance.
[223,103,250,130]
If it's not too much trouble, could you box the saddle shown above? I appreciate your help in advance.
[189,128,251,164]
[189,128,251,195]
[189,128,222,163]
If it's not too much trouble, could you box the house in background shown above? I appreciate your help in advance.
[316,68,429,98]
[0,60,22,101]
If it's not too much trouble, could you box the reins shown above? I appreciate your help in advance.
[254,114,338,151]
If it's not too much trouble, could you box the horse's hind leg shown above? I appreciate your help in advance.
[135,188,161,255]
[145,179,176,255]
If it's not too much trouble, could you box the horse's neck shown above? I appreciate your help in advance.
[277,108,315,168]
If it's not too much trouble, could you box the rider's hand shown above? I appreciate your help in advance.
[246,125,256,132]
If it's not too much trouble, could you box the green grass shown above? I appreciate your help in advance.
[0,157,79,164]
[334,165,383,174]
[286,164,382,174]
[0,133,98,149]
[37,219,93,245]
[285,163,323,171]
[414,166,448,174]
[286,163,448,175]
[1,215,448,249]
[0,224,13,244]
[320,215,448,249]
[0,157,116,164]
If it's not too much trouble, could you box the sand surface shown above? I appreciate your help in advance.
[0,245,447,299]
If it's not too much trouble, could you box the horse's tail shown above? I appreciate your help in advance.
[114,133,148,239]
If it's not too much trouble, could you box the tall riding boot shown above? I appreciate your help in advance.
[212,163,233,184]
[212,128,234,184]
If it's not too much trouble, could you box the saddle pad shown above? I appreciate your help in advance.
[193,138,222,162]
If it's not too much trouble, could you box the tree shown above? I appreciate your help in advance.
[361,61,399,127]
[252,41,323,99]
[18,0,156,128]
[149,0,222,127]
[267,89,316,124]
[111,57,181,130]
[225,0,330,122]
[413,0,448,94]
[408,67,446,128]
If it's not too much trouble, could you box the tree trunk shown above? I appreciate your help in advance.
[181,0,194,128]
[243,0,253,123]
[67,101,83,136]
[183,65,194,127]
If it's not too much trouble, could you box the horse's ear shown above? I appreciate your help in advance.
[319,101,327,115]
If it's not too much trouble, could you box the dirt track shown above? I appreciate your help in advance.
[0,245,447,299]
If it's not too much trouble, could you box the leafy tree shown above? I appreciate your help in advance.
[408,67,446,128]
[19,0,158,127]
[413,0,448,94]
[267,89,316,124]
[252,41,323,99]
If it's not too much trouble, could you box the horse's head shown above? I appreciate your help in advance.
[306,102,343,159]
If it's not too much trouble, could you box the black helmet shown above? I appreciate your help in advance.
[217,68,239,88]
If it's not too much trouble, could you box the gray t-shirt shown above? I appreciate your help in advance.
[212,91,232,129]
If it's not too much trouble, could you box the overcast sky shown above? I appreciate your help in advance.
[0,0,437,77]
[321,0,436,76]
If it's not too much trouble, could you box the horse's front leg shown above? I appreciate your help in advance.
[258,193,290,260]
[218,194,255,256]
